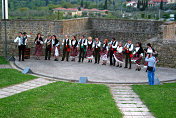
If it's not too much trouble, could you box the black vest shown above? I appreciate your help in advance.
[80,39,86,49]
[64,39,70,48]
[88,41,93,49]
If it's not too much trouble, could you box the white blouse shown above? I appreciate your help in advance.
[117,46,123,53]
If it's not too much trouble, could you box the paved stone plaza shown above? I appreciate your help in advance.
[15,57,176,84]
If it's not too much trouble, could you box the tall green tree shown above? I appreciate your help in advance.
[160,0,163,10]
[104,0,108,9]
[81,0,84,8]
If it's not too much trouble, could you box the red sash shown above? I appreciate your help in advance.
[111,48,113,51]
[127,50,129,54]
[67,48,70,52]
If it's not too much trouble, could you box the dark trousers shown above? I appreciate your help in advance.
[125,54,132,68]
[62,48,69,61]
[18,45,25,61]
[45,47,51,60]
[79,48,85,62]
[110,50,116,66]
[94,49,100,63]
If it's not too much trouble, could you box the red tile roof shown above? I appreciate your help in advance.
[55,7,108,12]
[152,0,167,2]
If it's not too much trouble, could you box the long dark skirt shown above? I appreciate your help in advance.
[70,47,78,57]
[132,54,142,65]
[87,49,93,58]
[34,44,43,57]
[114,52,123,63]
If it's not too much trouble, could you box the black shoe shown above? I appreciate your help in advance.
[124,67,127,68]
[119,66,122,68]
[54,59,58,61]
[135,68,138,71]
[116,65,119,67]
[61,59,64,61]
[146,70,148,72]
[129,67,131,69]
[138,68,141,71]
[88,60,90,63]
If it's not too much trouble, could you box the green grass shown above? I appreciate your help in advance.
[0,82,122,118]
[0,69,36,88]
[133,83,176,118]
[0,56,9,65]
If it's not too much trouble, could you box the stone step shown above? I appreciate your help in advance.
[114,97,141,101]
[113,95,139,98]
[112,92,137,95]
[120,108,149,112]
[116,101,144,104]
[123,112,153,116]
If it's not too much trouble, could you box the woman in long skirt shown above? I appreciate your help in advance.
[70,36,78,61]
[52,35,60,61]
[132,42,144,71]
[144,43,157,72]
[114,42,123,67]
[101,39,109,65]
[87,37,94,63]
[34,33,43,60]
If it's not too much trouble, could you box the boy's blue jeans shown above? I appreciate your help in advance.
[148,68,155,85]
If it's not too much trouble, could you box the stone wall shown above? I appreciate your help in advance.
[153,39,176,68]
[0,17,175,68]
[90,18,164,43]
[0,18,91,56]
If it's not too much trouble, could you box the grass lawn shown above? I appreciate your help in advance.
[0,82,122,118]
[0,69,36,88]
[0,56,9,65]
[133,83,176,118]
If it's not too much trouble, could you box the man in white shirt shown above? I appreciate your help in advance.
[61,35,71,61]
[78,35,87,62]
[93,38,101,64]
[14,32,28,61]
[109,38,118,66]
[124,40,134,69]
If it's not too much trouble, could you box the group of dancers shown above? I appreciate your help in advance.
[14,33,158,71]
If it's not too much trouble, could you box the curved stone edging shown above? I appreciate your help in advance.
[11,60,176,84]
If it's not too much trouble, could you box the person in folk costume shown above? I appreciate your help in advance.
[14,32,26,61]
[101,39,109,65]
[70,36,78,62]
[78,35,87,63]
[44,35,52,60]
[144,43,158,72]
[93,38,101,64]
[109,38,118,66]
[52,35,60,61]
[131,42,144,71]
[114,42,123,68]
[34,33,43,60]
[124,40,134,69]
[86,37,94,63]
[61,35,71,61]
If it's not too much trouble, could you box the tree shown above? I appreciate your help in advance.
[81,0,84,8]
[104,0,108,9]
[57,11,63,20]
[160,0,163,10]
